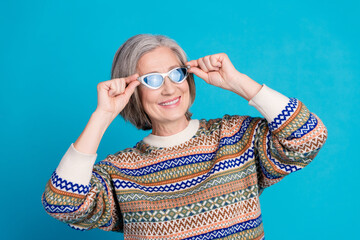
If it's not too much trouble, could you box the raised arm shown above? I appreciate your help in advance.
[186,53,328,195]
[41,74,140,231]
[74,73,141,154]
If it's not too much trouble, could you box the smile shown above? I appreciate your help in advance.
[159,96,181,106]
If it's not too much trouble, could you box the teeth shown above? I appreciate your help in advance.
[160,97,179,106]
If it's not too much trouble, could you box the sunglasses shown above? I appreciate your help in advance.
[137,66,190,89]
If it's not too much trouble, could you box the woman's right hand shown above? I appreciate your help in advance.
[95,73,141,122]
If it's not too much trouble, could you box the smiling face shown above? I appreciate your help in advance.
[136,46,190,131]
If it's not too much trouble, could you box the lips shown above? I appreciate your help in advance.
[159,96,181,106]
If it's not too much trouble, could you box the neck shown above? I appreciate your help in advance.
[151,116,190,136]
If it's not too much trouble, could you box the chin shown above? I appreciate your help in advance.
[161,111,187,122]
[154,107,188,123]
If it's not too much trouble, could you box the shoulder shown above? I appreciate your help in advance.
[95,146,142,169]
[196,114,261,141]
[113,146,139,156]
[203,114,259,131]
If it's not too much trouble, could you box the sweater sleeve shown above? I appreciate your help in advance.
[248,84,328,195]
[41,143,123,232]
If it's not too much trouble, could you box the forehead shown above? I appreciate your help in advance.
[137,47,181,75]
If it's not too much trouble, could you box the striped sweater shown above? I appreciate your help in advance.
[41,84,328,239]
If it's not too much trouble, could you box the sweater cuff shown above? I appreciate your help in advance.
[55,143,97,186]
[248,84,290,123]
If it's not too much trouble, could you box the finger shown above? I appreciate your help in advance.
[98,82,110,99]
[111,78,123,97]
[124,73,140,84]
[123,80,141,99]
[204,55,219,71]
[119,78,125,94]
[185,60,199,68]
[109,74,139,96]
[189,67,209,83]
[198,58,209,72]
[210,54,222,68]
[107,81,116,97]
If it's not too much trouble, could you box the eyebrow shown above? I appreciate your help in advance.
[144,65,180,75]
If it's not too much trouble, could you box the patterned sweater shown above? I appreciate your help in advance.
[41,84,328,239]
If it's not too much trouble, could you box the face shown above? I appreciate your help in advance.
[136,46,190,127]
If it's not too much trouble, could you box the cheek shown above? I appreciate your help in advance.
[182,82,191,101]
[138,89,150,113]
[139,87,153,103]
[139,88,159,113]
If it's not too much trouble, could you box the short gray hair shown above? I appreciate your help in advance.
[110,34,196,130]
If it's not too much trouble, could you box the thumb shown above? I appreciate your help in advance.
[189,67,209,83]
[124,73,140,84]
[123,80,141,99]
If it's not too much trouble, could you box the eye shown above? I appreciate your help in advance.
[169,68,186,82]
[144,74,163,88]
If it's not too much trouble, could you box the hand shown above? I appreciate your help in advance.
[186,53,240,92]
[95,73,140,122]
[186,53,262,101]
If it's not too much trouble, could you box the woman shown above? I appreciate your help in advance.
[41,34,328,239]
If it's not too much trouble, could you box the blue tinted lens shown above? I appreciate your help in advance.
[169,68,187,82]
[144,75,163,88]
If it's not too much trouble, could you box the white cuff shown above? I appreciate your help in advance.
[248,84,290,123]
[55,143,97,186]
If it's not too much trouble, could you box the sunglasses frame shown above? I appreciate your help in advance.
[137,65,190,90]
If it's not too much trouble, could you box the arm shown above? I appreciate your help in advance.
[41,73,141,231]
[186,53,328,195]
[73,110,113,154]
[247,84,328,195]
[41,111,123,232]
[41,143,123,232]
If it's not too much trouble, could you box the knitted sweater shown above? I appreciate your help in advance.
[41,84,328,240]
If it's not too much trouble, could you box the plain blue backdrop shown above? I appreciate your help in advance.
[1,0,358,239]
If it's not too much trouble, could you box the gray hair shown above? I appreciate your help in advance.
[110,34,196,130]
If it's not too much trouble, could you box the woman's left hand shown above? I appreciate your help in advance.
[186,53,239,91]
[186,53,262,101]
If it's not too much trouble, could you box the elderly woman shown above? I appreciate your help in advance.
[41,34,328,239]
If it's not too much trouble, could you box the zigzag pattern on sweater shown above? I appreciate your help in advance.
[286,112,318,140]
[117,165,258,203]
[68,223,86,231]
[113,148,255,192]
[268,97,298,131]
[183,215,263,240]
[265,131,302,173]
[121,174,258,214]
[256,129,302,180]
[42,194,81,213]
[124,193,260,223]
[124,210,262,238]
[101,152,217,176]
[218,116,252,147]
[115,134,220,167]
[51,171,90,195]
[282,129,327,154]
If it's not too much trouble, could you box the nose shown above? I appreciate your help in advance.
[161,76,176,95]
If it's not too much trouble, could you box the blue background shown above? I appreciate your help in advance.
[1,0,358,239]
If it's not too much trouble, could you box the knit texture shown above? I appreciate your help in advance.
[41,85,328,239]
